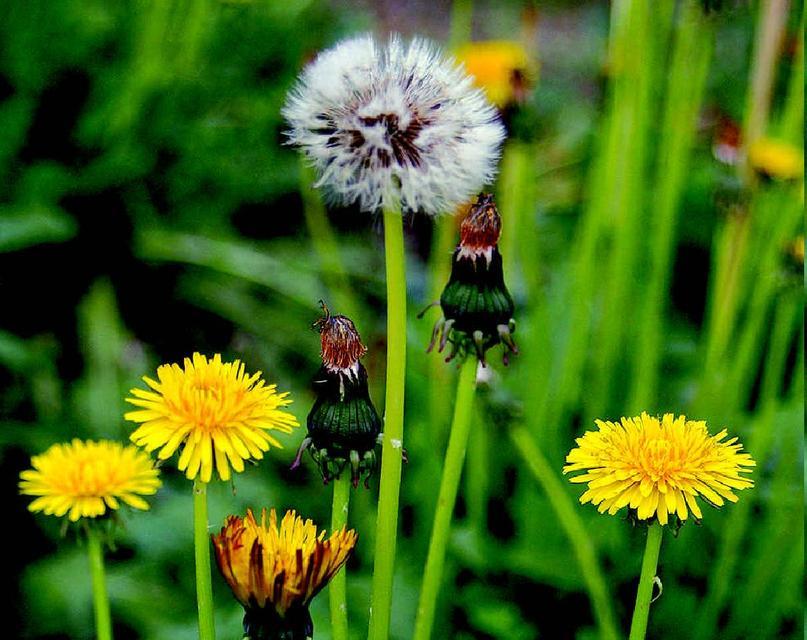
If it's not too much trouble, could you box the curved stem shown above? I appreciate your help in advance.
[330,474,351,640]
[87,526,113,640]
[510,426,620,640]
[194,479,216,640]
[629,522,664,640]
[368,205,407,640]
[413,356,477,640]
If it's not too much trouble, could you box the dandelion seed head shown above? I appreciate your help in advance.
[283,34,506,215]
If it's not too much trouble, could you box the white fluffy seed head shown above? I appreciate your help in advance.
[283,34,506,215]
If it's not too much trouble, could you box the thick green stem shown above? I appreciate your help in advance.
[510,426,620,640]
[628,523,664,640]
[330,474,351,640]
[413,357,477,640]
[368,205,407,640]
[87,527,113,640]
[194,479,216,640]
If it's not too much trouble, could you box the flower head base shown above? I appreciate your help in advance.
[748,138,803,180]
[212,508,357,640]
[125,353,299,483]
[292,304,382,487]
[564,413,755,527]
[456,41,534,108]
[283,34,505,215]
[422,193,517,365]
[19,439,161,522]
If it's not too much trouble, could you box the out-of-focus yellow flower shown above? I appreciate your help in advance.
[748,138,804,180]
[125,353,299,483]
[564,413,755,526]
[789,235,805,265]
[456,41,535,108]
[19,439,161,522]
[213,508,356,638]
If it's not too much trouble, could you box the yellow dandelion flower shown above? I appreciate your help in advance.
[748,138,804,180]
[212,508,357,637]
[788,235,804,265]
[563,412,755,526]
[125,353,299,483]
[456,41,534,108]
[19,439,161,522]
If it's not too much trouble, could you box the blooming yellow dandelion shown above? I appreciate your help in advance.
[748,137,804,180]
[125,353,299,483]
[564,412,755,526]
[213,508,357,640]
[19,439,161,522]
[456,40,534,108]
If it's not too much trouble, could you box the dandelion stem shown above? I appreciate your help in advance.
[87,526,113,640]
[369,204,407,640]
[330,474,351,640]
[510,426,620,640]
[413,356,477,640]
[628,523,664,640]
[193,479,216,640]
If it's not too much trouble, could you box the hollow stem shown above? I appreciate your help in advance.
[87,526,113,640]
[413,356,477,640]
[194,479,216,640]
[330,474,351,640]
[628,522,664,640]
[368,204,407,640]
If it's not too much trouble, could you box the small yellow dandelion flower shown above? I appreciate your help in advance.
[456,40,534,108]
[788,235,804,265]
[212,508,357,638]
[748,138,804,180]
[125,353,299,483]
[19,439,161,522]
[563,413,755,526]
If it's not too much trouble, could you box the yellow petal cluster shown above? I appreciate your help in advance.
[19,439,161,522]
[748,138,804,180]
[125,353,299,483]
[456,41,534,107]
[564,413,755,525]
[212,508,357,616]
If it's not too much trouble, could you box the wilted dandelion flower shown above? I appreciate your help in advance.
[283,34,505,214]
[564,413,755,526]
[213,508,357,640]
[19,439,161,522]
[456,41,534,108]
[125,353,299,483]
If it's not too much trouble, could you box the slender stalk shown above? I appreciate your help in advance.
[193,479,216,640]
[628,523,664,640]
[510,426,620,640]
[449,0,473,48]
[87,526,113,640]
[368,205,407,640]
[413,356,477,640]
[330,474,351,640]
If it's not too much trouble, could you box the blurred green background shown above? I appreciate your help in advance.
[3,0,803,639]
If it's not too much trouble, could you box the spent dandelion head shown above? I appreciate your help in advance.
[422,193,517,365]
[19,439,161,522]
[212,507,357,640]
[283,34,506,215]
[125,353,299,483]
[292,302,382,487]
[564,412,755,527]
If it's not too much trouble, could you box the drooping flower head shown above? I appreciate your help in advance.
[564,413,755,527]
[423,193,517,365]
[212,508,357,640]
[19,439,161,522]
[456,40,534,108]
[283,34,506,215]
[125,353,299,483]
[292,302,382,487]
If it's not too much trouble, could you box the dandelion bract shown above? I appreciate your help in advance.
[564,412,755,525]
[125,353,299,483]
[283,34,505,215]
[19,439,161,522]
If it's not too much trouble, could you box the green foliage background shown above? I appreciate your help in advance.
[3,1,803,639]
